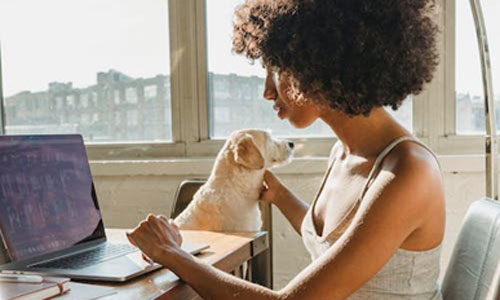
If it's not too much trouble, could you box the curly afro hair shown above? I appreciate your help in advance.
[232,0,439,116]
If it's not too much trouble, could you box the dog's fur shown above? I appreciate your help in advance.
[174,129,293,232]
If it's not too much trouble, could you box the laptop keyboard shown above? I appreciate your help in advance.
[30,243,137,270]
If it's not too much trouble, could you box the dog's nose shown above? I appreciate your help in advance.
[288,141,294,149]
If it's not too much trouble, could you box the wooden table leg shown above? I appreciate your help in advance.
[250,248,272,288]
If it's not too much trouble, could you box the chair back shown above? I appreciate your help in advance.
[442,198,500,300]
[170,179,206,219]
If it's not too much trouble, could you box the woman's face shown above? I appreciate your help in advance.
[263,69,321,128]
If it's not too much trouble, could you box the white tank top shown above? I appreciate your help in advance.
[300,136,443,300]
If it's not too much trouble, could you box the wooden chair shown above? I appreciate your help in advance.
[170,179,274,288]
[441,198,500,300]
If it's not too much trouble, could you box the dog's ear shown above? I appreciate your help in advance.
[233,135,264,170]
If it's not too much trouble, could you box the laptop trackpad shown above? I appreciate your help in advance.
[82,252,161,279]
[82,242,208,280]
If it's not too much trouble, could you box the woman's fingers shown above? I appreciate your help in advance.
[168,219,183,246]
[142,253,153,264]
[126,232,137,247]
[126,215,187,267]
[147,214,170,243]
[260,181,269,193]
[158,215,183,246]
[129,214,183,250]
[263,170,277,184]
[130,222,154,244]
[159,215,170,228]
[260,170,278,202]
[128,232,154,264]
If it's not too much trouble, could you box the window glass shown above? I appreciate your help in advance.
[456,0,499,134]
[114,90,121,105]
[0,0,172,142]
[80,94,89,108]
[126,87,138,104]
[145,85,158,99]
[206,0,412,139]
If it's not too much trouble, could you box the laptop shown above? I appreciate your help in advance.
[0,134,208,282]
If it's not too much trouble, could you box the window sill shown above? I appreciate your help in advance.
[90,154,488,177]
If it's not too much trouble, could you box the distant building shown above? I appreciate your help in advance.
[6,70,426,141]
[456,92,500,134]
[208,73,268,137]
[4,70,171,142]
[207,72,332,137]
[4,70,287,142]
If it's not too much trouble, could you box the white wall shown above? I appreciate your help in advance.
[91,157,486,289]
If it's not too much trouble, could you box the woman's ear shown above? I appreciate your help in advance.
[233,134,264,170]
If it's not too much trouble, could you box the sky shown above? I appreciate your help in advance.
[456,0,500,97]
[0,0,171,97]
[0,0,498,98]
[206,0,265,77]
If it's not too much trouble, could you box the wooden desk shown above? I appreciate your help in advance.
[71,229,269,300]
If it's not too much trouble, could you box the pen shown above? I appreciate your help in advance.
[0,273,44,283]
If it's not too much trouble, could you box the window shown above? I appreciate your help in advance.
[126,87,138,104]
[67,95,75,108]
[114,90,121,105]
[0,0,478,158]
[127,110,139,127]
[455,0,499,134]
[114,112,121,127]
[80,94,89,108]
[0,0,172,142]
[145,85,158,100]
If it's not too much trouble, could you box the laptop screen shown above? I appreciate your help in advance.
[0,135,105,262]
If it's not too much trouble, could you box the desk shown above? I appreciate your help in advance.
[70,229,269,300]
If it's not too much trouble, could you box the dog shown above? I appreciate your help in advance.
[174,129,294,232]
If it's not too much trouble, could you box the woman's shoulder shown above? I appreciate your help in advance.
[380,139,444,208]
[356,139,445,250]
[371,139,445,249]
[386,139,441,178]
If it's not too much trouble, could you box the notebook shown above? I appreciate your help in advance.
[0,276,70,300]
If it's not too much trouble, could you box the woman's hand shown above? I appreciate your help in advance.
[126,214,183,266]
[260,170,310,235]
[259,170,286,206]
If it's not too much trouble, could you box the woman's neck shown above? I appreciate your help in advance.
[320,107,411,158]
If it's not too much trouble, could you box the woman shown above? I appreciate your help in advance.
[127,0,445,299]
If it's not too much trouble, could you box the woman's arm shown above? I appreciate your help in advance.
[260,170,309,234]
[126,216,279,299]
[127,152,444,300]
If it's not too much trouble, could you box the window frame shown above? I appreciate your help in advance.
[0,0,486,159]
[0,43,5,135]
[435,0,488,155]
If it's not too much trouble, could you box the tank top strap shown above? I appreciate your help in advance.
[311,137,439,210]
[357,136,435,201]
[310,153,335,208]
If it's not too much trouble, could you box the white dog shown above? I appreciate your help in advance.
[174,129,294,232]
